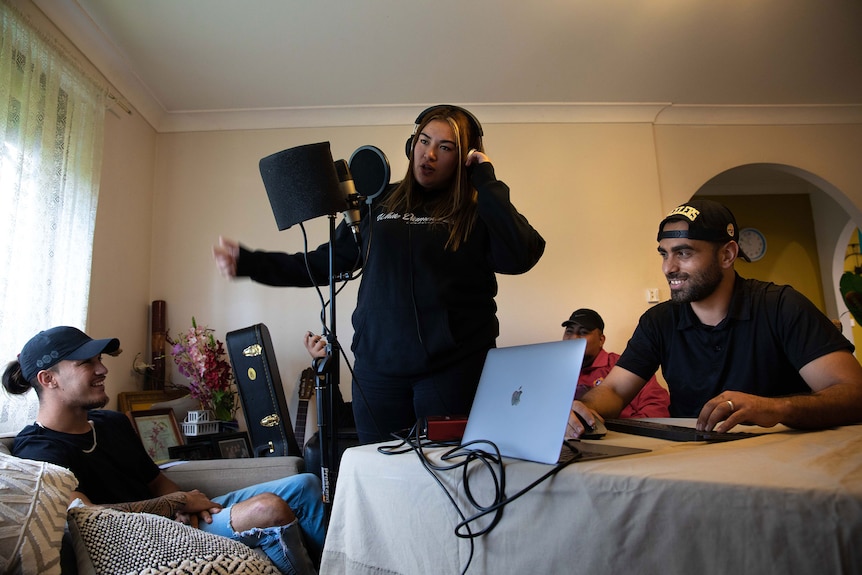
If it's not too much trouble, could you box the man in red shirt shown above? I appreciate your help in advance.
[563,309,670,418]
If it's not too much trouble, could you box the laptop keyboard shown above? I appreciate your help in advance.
[558,441,581,463]
[603,418,760,442]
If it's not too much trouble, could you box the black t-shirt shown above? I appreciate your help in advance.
[13,410,160,504]
[616,275,854,417]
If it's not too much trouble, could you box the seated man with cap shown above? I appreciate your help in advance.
[3,326,324,575]
[568,199,862,437]
[562,308,669,418]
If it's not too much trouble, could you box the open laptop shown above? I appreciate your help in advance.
[461,340,587,464]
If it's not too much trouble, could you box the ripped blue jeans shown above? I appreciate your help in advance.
[200,473,326,575]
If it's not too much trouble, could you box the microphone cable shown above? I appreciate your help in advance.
[378,423,582,575]
[295,204,392,445]
[298,221,362,323]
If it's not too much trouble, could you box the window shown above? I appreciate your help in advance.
[0,3,105,369]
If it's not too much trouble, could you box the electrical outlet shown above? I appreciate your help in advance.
[647,288,660,303]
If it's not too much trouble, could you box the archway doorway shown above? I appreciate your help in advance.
[691,163,858,347]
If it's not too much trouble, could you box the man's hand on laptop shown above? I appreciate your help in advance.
[566,401,604,439]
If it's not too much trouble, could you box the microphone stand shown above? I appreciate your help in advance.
[314,214,341,509]
[258,141,374,510]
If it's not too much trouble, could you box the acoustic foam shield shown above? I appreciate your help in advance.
[259,141,344,230]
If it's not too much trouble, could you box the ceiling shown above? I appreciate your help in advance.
[31,0,862,132]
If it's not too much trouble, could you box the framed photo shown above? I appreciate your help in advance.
[216,432,252,459]
[118,389,188,413]
[188,431,252,459]
[128,408,184,464]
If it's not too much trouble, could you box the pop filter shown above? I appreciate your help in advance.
[348,145,390,204]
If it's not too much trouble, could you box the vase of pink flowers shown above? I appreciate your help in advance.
[167,317,238,422]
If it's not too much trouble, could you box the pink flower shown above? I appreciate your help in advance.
[167,317,237,420]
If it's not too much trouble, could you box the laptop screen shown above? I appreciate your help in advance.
[461,339,586,464]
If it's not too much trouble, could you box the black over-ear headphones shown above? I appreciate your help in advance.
[404,105,484,158]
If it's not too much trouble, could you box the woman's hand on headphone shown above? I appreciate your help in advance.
[465,148,489,167]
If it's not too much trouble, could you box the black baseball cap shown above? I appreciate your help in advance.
[562,309,604,332]
[657,199,751,262]
[19,326,120,382]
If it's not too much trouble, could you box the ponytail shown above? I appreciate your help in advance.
[2,360,38,396]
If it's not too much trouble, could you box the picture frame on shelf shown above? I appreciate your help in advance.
[128,408,184,464]
[217,433,252,459]
[187,431,252,459]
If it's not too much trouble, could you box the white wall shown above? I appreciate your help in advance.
[135,119,862,423]
[87,107,158,399]
[654,124,862,216]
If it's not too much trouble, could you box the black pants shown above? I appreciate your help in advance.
[351,349,489,444]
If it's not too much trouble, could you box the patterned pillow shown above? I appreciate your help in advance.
[67,506,279,575]
[0,452,78,575]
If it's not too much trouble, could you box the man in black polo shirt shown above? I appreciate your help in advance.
[569,199,862,436]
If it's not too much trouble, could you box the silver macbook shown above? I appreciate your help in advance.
[461,339,586,464]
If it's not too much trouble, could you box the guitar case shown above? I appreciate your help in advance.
[226,323,302,457]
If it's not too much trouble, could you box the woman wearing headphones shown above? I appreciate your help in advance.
[214,105,545,443]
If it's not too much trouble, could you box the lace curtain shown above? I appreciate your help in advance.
[0,1,105,430]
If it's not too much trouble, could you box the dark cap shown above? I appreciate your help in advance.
[562,309,604,332]
[657,199,751,262]
[19,326,120,382]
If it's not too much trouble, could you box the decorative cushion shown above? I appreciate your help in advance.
[0,452,78,575]
[67,505,279,575]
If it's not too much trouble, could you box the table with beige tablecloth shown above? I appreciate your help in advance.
[320,421,862,575]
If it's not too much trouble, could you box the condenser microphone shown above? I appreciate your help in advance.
[334,159,362,243]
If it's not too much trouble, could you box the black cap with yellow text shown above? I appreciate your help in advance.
[657,199,751,262]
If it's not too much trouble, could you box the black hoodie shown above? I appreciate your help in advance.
[236,162,545,379]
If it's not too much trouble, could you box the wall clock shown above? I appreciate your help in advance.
[738,227,767,262]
